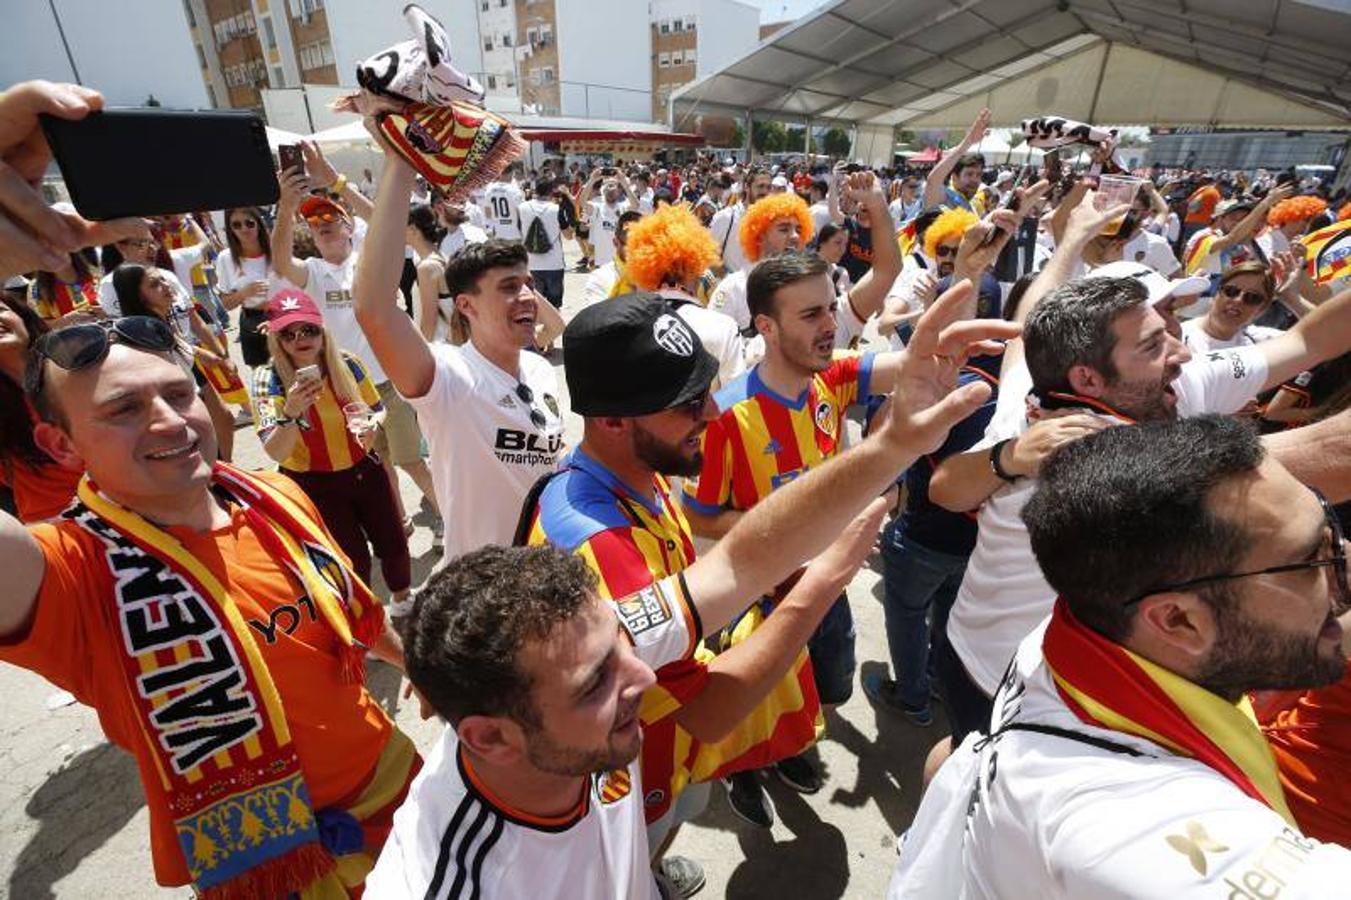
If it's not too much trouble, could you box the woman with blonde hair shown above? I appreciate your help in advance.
[251,289,411,607]
[625,203,746,387]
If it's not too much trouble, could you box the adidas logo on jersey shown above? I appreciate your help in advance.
[498,394,516,409]
[763,438,782,455]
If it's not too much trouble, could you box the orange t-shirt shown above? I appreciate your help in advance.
[1262,660,1351,845]
[1185,185,1221,225]
[0,472,392,887]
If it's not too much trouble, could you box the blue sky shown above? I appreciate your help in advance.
[743,0,830,24]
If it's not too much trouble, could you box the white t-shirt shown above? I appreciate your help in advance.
[406,340,564,560]
[708,203,748,273]
[1181,319,1284,354]
[636,188,656,215]
[437,223,490,261]
[464,199,489,230]
[518,198,566,271]
[888,622,1351,899]
[168,244,206,298]
[883,253,935,349]
[483,182,525,240]
[659,290,745,390]
[947,346,1270,695]
[583,262,620,305]
[97,265,191,318]
[368,574,700,900]
[809,201,833,235]
[708,269,750,331]
[302,254,387,385]
[587,200,629,268]
[1121,229,1181,277]
[214,249,277,309]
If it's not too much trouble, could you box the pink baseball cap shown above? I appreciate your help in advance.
[265,288,324,331]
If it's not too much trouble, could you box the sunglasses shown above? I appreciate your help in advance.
[1126,489,1348,607]
[515,382,548,429]
[1219,283,1270,306]
[935,244,959,259]
[279,324,322,342]
[230,219,258,230]
[304,211,346,225]
[28,316,176,396]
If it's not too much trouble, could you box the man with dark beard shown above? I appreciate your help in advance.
[520,293,857,896]
[889,416,1351,898]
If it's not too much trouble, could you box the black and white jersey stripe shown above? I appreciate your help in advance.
[424,794,506,900]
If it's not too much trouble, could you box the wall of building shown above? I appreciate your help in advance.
[1,0,209,108]
[555,0,650,121]
[692,0,758,79]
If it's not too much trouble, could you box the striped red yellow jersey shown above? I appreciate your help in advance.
[28,277,99,320]
[683,352,875,515]
[252,353,383,473]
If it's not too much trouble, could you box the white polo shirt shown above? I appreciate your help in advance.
[947,346,1270,696]
[405,340,564,561]
[367,573,702,900]
[888,622,1351,899]
[587,200,629,268]
[708,203,748,273]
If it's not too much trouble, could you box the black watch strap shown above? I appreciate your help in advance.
[990,437,1020,483]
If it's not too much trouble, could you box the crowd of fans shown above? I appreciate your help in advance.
[2,75,1351,899]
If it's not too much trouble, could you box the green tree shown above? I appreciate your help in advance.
[820,126,851,157]
[786,125,807,151]
[752,120,787,154]
[729,121,746,149]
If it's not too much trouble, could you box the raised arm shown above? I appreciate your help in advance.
[682,281,1020,632]
[0,511,48,637]
[270,170,311,289]
[923,108,990,211]
[352,155,437,399]
[673,498,885,742]
[1264,407,1351,504]
[1212,184,1291,253]
[532,291,565,350]
[303,141,375,222]
[843,172,902,322]
[1256,286,1351,391]
[827,162,845,225]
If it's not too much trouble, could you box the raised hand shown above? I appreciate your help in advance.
[883,279,1021,457]
[1061,187,1131,249]
[961,108,992,150]
[301,140,339,190]
[0,80,150,279]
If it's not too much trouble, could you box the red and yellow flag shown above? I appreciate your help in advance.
[1299,219,1351,285]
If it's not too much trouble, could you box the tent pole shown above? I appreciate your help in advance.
[1086,42,1113,125]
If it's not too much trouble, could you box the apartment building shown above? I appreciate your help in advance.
[650,0,759,121]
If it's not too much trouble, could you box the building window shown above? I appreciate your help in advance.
[541,67,554,84]
[297,0,324,13]
[671,50,682,65]
[481,0,488,8]
[685,48,696,65]
[183,0,195,27]
[658,52,670,68]
[672,19,683,32]
[505,74,515,88]
[540,23,552,44]
[196,43,207,69]
[502,33,511,47]
[660,21,669,34]
[299,40,334,71]
[262,17,277,49]
[484,38,494,51]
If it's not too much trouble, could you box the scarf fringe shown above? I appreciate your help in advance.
[200,842,333,900]
[443,128,529,202]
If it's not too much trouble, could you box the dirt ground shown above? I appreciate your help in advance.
[0,255,945,899]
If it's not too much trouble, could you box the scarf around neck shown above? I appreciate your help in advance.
[71,464,381,898]
[1043,598,1294,825]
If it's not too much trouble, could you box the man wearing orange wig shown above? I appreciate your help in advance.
[711,173,901,354]
[1262,194,1329,258]
[625,204,748,389]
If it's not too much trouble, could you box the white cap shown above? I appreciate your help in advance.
[994,170,1015,185]
[1086,260,1209,308]
[3,274,29,291]
[771,175,789,187]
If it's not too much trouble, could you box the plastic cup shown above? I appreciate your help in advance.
[1094,174,1144,235]
[343,402,374,436]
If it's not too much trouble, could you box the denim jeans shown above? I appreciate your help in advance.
[807,594,856,706]
[880,518,971,709]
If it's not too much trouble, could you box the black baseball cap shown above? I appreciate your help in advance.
[564,292,718,417]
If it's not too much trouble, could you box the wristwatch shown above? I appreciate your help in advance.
[989,437,1020,483]
[274,415,311,431]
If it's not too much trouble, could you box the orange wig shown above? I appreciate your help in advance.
[1267,196,1327,228]
[738,193,814,264]
[923,208,979,260]
[625,204,722,292]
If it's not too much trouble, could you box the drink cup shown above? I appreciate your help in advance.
[343,401,375,436]
[1095,174,1144,235]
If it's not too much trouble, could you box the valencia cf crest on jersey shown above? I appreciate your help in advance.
[304,542,351,603]
[813,399,836,438]
[598,767,632,804]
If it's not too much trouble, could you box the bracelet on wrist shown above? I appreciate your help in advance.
[990,437,1021,483]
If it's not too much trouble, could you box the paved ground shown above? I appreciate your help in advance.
[0,253,944,899]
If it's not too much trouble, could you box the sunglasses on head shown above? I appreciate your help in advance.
[279,324,322,342]
[28,316,177,396]
[514,382,548,429]
[1219,283,1270,306]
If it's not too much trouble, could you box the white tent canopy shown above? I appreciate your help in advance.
[672,0,1351,132]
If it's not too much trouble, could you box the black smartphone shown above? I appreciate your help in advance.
[278,143,306,178]
[1043,149,1062,185]
[41,108,279,220]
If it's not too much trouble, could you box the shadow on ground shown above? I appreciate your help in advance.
[9,742,144,900]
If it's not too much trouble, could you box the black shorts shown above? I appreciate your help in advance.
[533,269,564,308]
[238,307,270,367]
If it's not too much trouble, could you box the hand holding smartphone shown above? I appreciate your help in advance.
[278,144,306,178]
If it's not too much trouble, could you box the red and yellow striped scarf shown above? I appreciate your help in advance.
[1043,598,1294,824]
[73,464,381,899]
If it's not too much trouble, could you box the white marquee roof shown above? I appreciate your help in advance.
[672,0,1351,130]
